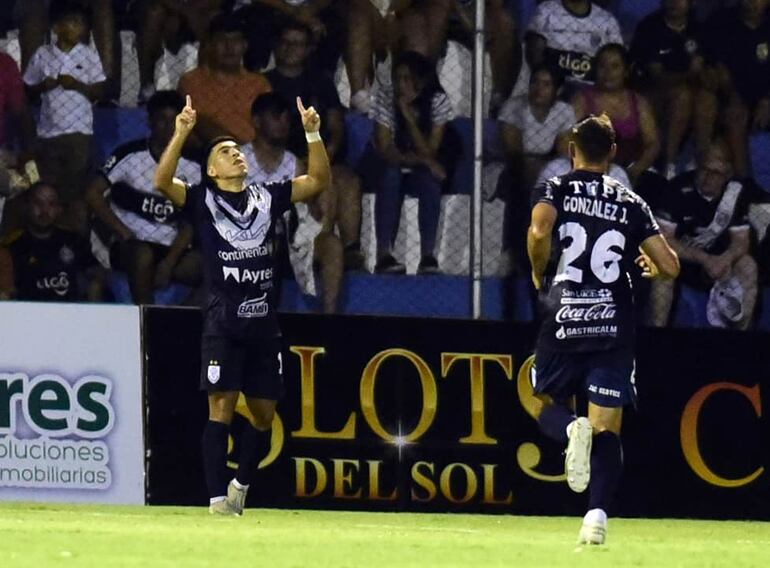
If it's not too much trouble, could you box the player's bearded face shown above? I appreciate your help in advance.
[208,142,248,180]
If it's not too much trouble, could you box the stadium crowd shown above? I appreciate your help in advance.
[0,0,769,329]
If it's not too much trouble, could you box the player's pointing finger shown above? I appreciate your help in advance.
[186,95,192,108]
[296,97,306,115]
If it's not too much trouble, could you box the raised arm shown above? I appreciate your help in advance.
[291,97,331,203]
[154,95,196,208]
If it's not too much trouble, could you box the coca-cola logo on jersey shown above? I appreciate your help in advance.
[36,271,70,297]
[555,302,616,324]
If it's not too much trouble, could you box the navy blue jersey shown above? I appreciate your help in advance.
[184,180,292,338]
[532,170,660,352]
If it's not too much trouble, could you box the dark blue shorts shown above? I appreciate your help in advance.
[532,347,636,408]
[199,334,285,400]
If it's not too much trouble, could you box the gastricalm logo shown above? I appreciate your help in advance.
[0,372,115,491]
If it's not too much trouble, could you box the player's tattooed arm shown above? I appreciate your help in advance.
[154,95,196,208]
[638,235,680,280]
[528,202,557,290]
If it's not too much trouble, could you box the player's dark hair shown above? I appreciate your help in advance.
[571,114,616,163]
[201,135,239,185]
[147,90,185,118]
[250,92,291,117]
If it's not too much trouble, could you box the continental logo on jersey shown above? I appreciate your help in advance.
[237,294,269,318]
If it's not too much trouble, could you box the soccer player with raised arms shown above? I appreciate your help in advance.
[527,114,680,544]
[154,95,329,515]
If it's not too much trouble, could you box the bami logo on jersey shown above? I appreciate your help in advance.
[237,294,269,318]
[218,246,270,262]
[222,266,273,284]
[141,196,176,224]
[36,272,69,297]
[555,303,616,324]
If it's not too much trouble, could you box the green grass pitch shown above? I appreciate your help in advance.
[1,503,769,567]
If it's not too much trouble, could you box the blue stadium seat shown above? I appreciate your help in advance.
[344,112,374,170]
[750,133,770,192]
[448,117,503,195]
[754,288,770,331]
[93,107,149,165]
[108,271,191,305]
[671,284,709,328]
[615,0,659,36]
[278,274,510,319]
[518,0,539,29]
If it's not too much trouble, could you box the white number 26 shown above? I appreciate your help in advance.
[555,222,626,284]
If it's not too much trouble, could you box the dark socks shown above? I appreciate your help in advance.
[202,420,230,499]
[235,425,272,487]
[588,431,623,512]
[538,404,575,444]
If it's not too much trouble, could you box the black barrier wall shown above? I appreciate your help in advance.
[143,308,770,519]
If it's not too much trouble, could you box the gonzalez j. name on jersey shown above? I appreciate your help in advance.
[532,170,660,352]
[183,179,292,338]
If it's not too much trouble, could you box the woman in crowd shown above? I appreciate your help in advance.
[366,50,454,275]
[573,43,660,186]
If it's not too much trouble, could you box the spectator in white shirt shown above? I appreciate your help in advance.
[525,0,623,89]
[498,63,575,272]
[499,63,575,188]
[23,2,106,234]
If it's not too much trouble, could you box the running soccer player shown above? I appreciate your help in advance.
[154,95,329,515]
[527,114,679,544]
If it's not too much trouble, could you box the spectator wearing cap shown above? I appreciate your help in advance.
[177,13,271,144]
[23,1,106,234]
